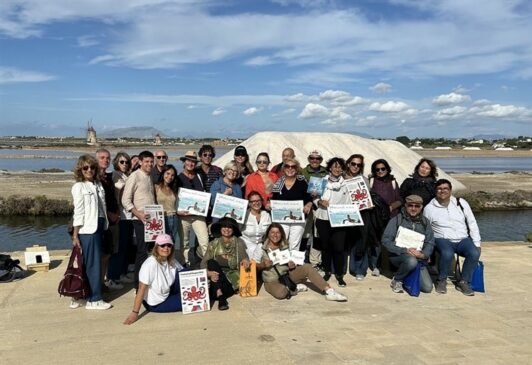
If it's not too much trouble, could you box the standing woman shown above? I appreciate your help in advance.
[209,161,243,223]
[271,158,313,252]
[155,165,179,246]
[369,159,402,218]
[244,152,278,208]
[233,146,254,189]
[201,218,250,310]
[400,158,438,207]
[240,191,272,260]
[70,154,111,310]
[314,157,350,287]
[345,154,379,280]
[107,152,134,288]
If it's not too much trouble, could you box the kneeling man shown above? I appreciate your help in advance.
[382,195,434,294]
[423,179,481,296]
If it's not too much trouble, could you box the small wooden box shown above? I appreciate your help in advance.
[24,245,50,272]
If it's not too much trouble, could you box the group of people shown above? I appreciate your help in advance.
[69,144,482,324]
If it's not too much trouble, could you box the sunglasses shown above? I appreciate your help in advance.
[202,153,213,157]
[350,162,363,167]
[249,200,262,203]
[309,157,322,161]
[158,244,173,248]
[284,164,297,169]
[256,160,269,164]
[234,153,246,157]
[406,204,422,208]
[82,165,94,171]
[119,160,130,165]
[375,167,387,172]
[156,156,168,160]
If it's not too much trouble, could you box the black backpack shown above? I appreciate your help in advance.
[0,254,23,282]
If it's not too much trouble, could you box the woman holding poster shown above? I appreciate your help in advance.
[241,191,272,260]
[257,223,347,302]
[209,161,243,223]
[124,234,184,325]
[314,157,350,288]
[271,158,313,252]
[201,218,250,311]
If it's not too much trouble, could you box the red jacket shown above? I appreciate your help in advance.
[244,171,279,206]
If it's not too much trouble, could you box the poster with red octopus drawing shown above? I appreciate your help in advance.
[179,269,210,314]
[144,204,166,242]
[345,176,374,211]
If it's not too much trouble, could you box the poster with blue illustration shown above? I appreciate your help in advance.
[327,204,364,227]
[177,188,211,217]
[271,200,304,223]
[211,194,248,224]
[307,176,327,196]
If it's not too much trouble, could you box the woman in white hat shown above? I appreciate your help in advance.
[124,233,184,325]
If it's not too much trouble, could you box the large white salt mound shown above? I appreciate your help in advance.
[215,132,465,190]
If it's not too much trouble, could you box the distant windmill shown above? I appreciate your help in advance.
[86,119,97,146]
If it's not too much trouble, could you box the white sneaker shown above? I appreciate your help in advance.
[69,298,84,309]
[372,268,380,277]
[356,275,365,281]
[296,283,308,292]
[105,279,124,290]
[86,300,112,310]
[325,288,348,302]
[120,274,134,284]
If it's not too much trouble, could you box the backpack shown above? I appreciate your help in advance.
[58,246,90,299]
[0,254,23,282]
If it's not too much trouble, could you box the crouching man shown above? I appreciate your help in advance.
[423,179,481,296]
[382,195,434,294]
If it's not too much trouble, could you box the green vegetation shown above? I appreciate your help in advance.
[0,195,71,216]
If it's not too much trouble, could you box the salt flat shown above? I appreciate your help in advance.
[1,242,531,365]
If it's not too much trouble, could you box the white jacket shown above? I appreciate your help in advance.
[72,181,109,234]
[423,196,481,247]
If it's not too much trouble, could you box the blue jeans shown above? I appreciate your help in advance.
[165,215,181,250]
[143,269,183,313]
[350,245,381,276]
[389,254,433,293]
[108,219,133,281]
[79,217,105,301]
[436,237,480,283]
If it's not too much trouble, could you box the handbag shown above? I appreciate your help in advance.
[403,262,421,297]
[58,246,90,299]
[273,265,297,292]
[455,254,485,293]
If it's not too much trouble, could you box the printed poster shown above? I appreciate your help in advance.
[346,176,374,210]
[327,204,364,227]
[144,204,165,242]
[239,261,257,297]
[270,200,305,223]
[395,226,425,251]
[307,176,327,196]
[179,269,211,314]
[211,194,248,224]
[267,249,305,266]
[177,188,211,217]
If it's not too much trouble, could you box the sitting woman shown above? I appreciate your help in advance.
[257,223,347,302]
[240,191,272,260]
[123,234,184,325]
[201,217,250,310]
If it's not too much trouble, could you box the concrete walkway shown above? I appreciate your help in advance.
[1,242,531,365]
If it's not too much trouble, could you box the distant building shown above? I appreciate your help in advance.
[154,133,162,146]
[470,139,484,144]
[86,123,97,146]
[410,140,423,150]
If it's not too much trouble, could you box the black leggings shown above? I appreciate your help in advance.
[315,219,347,275]
[206,259,235,300]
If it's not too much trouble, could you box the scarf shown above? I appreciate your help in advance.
[271,174,306,193]
[325,174,344,191]
[207,236,240,269]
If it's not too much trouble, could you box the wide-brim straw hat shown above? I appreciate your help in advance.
[210,217,242,237]
[180,150,198,162]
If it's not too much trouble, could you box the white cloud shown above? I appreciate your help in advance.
[476,104,531,118]
[187,105,197,109]
[77,35,99,47]
[432,92,471,105]
[0,66,55,84]
[212,107,226,116]
[433,106,467,120]
[369,82,392,94]
[319,89,350,101]
[298,103,329,119]
[243,107,262,116]
[285,93,307,102]
[368,101,409,113]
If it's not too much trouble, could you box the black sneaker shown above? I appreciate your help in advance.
[436,280,447,294]
[218,296,229,310]
[336,275,347,287]
[455,280,474,296]
[323,272,331,281]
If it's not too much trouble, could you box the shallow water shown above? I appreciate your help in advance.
[1,210,530,252]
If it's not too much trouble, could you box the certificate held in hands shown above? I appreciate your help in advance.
[395,226,425,251]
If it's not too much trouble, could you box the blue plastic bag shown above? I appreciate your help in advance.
[470,261,485,292]
[403,262,421,297]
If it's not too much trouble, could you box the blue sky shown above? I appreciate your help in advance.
[1,0,531,138]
